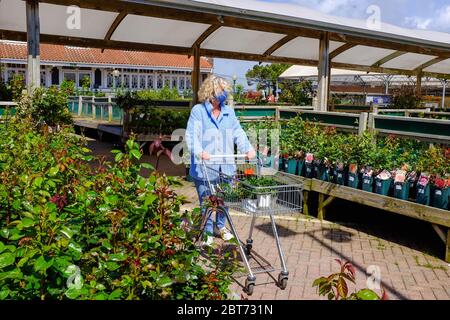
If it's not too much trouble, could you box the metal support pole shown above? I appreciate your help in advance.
[317,32,330,112]
[26,0,40,93]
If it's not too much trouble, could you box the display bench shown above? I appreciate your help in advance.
[278,172,450,262]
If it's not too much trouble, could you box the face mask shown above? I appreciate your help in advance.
[215,91,228,105]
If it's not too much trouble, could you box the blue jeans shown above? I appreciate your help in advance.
[193,178,227,235]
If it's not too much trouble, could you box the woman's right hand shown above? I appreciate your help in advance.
[200,151,211,160]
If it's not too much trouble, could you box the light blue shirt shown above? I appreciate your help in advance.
[185,100,254,181]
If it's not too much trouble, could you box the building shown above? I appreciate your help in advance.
[0,40,213,92]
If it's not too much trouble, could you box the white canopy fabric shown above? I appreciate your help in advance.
[280,65,443,87]
[0,0,449,77]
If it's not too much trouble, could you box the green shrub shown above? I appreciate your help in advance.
[0,118,237,300]
[16,86,73,127]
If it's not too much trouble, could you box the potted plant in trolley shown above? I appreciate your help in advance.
[242,176,279,210]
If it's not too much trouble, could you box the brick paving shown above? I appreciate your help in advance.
[175,180,450,300]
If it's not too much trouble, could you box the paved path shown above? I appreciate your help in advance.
[175,180,450,300]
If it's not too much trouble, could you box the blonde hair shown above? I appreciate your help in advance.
[197,74,232,103]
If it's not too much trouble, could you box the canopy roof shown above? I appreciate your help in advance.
[279,65,443,86]
[1,0,450,78]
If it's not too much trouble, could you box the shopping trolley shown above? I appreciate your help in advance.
[200,155,303,295]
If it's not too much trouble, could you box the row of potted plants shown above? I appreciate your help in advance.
[254,116,449,210]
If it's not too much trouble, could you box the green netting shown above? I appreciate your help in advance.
[375,118,450,138]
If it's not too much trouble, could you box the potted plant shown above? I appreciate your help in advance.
[241,176,279,209]
[431,176,449,210]
[361,166,375,192]
[375,170,393,196]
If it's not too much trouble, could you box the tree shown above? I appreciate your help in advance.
[245,63,291,92]
[279,80,314,106]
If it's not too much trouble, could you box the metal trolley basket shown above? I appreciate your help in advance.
[200,155,303,295]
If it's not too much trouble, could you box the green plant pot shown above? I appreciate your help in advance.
[278,157,286,172]
[297,160,304,176]
[304,162,315,178]
[314,163,330,181]
[286,159,298,175]
[416,183,431,206]
[431,187,449,210]
[347,173,359,189]
[393,182,410,200]
[375,178,392,196]
[362,175,374,192]
[333,168,346,185]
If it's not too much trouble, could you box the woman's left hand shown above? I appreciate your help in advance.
[246,150,257,160]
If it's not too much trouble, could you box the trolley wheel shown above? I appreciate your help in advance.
[245,281,255,296]
[246,240,253,255]
[278,274,288,290]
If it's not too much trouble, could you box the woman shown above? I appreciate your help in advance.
[186,75,256,247]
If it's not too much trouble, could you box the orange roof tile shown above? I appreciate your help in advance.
[0,41,213,70]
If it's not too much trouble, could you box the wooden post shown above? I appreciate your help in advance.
[192,44,201,106]
[442,80,447,110]
[317,32,330,112]
[446,228,450,263]
[416,72,423,100]
[108,96,113,122]
[92,96,96,120]
[78,96,82,116]
[26,0,40,93]
[358,112,368,136]
[303,190,309,216]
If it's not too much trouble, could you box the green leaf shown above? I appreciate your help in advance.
[0,252,15,269]
[0,242,4,254]
[144,194,157,207]
[33,176,43,188]
[0,290,10,300]
[65,287,83,300]
[337,277,348,299]
[0,270,23,281]
[141,163,153,170]
[109,253,127,262]
[105,262,120,271]
[34,256,54,273]
[108,289,123,300]
[157,276,173,288]
[49,166,59,176]
[114,152,123,162]
[356,289,380,300]
[131,149,141,160]
[21,217,35,228]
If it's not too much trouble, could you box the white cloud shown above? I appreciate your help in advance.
[404,5,450,31]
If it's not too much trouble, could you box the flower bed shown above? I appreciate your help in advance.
[277,117,449,210]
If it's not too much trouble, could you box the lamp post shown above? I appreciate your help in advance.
[232,74,237,96]
[112,69,120,94]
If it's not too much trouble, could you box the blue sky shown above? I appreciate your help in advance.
[213,0,450,87]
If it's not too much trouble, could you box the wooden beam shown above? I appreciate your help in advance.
[26,0,40,92]
[415,57,447,72]
[432,224,447,243]
[372,51,406,68]
[263,35,297,57]
[191,24,221,54]
[317,32,330,111]
[329,43,356,60]
[101,11,128,53]
[200,48,318,66]
[1,29,449,79]
[192,44,201,105]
